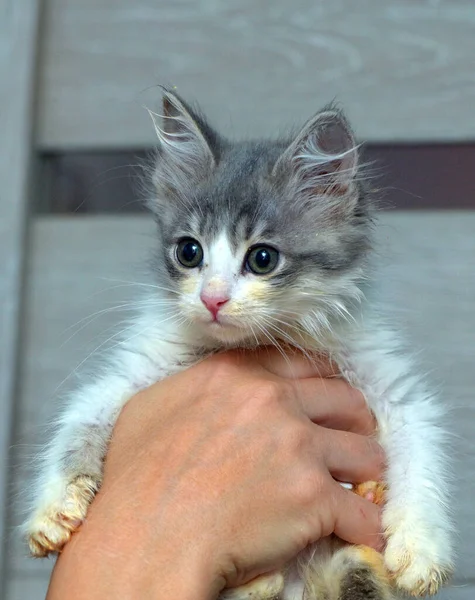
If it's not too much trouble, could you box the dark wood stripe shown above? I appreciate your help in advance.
[38,145,475,213]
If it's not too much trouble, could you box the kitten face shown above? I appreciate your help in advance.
[170,231,287,345]
[148,91,371,346]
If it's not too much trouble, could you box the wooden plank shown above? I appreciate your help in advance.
[0,0,42,592]
[37,0,475,150]
[8,213,475,588]
[41,147,475,213]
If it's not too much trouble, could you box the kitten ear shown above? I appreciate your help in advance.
[150,90,218,197]
[274,107,358,198]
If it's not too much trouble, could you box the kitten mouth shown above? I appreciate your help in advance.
[195,312,241,333]
[203,318,252,344]
[199,315,241,333]
[208,319,237,329]
[196,312,236,327]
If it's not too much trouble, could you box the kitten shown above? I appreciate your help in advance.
[24,90,454,599]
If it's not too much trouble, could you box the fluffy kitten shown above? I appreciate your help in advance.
[24,90,454,599]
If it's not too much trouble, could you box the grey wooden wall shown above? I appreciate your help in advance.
[38,0,475,148]
[1,0,475,598]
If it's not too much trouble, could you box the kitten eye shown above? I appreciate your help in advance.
[176,238,203,268]
[245,246,279,275]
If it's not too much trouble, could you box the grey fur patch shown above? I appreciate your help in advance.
[156,137,370,263]
[147,90,375,340]
[339,567,390,600]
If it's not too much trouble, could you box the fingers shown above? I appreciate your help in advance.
[291,378,375,435]
[251,347,339,379]
[319,428,385,484]
[242,348,375,435]
[331,483,384,550]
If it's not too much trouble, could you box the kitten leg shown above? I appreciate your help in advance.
[24,338,172,558]
[219,572,285,600]
[377,392,453,596]
[27,473,99,557]
[303,544,394,600]
[301,487,390,600]
[340,330,455,596]
[24,372,139,556]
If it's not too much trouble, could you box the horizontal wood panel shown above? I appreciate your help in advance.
[8,213,475,589]
[39,146,475,214]
[37,0,475,149]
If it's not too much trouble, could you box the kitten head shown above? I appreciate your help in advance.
[147,90,372,346]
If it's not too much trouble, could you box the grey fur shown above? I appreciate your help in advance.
[149,89,372,301]
[339,567,392,600]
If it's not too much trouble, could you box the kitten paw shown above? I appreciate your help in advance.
[219,572,284,600]
[354,480,386,506]
[26,474,99,557]
[384,530,453,596]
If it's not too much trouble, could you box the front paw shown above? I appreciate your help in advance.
[219,572,284,600]
[25,474,99,557]
[384,524,453,596]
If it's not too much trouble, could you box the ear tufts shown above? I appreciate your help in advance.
[274,106,359,198]
[148,89,219,199]
[161,90,220,153]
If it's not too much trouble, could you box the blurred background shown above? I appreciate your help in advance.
[1,1,474,598]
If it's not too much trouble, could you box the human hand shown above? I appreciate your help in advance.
[47,349,383,600]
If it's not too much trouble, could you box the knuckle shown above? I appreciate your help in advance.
[236,379,283,422]
[293,471,323,509]
[283,423,313,455]
[252,379,283,406]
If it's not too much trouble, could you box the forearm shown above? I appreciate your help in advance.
[46,495,221,600]
[48,558,217,600]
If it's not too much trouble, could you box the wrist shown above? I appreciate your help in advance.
[151,537,224,600]
[47,500,224,600]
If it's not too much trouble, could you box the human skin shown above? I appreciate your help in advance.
[46,349,383,600]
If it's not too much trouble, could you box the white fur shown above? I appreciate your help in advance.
[336,324,454,595]
[24,233,454,598]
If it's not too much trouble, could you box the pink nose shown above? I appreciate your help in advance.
[200,293,230,320]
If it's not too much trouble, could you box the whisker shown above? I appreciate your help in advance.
[247,320,260,348]
[260,317,313,363]
[55,306,185,392]
[252,320,295,376]
[61,299,174,335]
[60,298,179,349]
[108,314,187,353]
[98,278,181,295]
[53,322,140,394]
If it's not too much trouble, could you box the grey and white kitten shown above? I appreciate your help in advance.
[25,91,454,599]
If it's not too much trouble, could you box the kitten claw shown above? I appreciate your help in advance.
[391,560,451,597]
[354,480,386,505]
[26,474,98,557]
[354,483,452,595]
[384,530,453,596]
